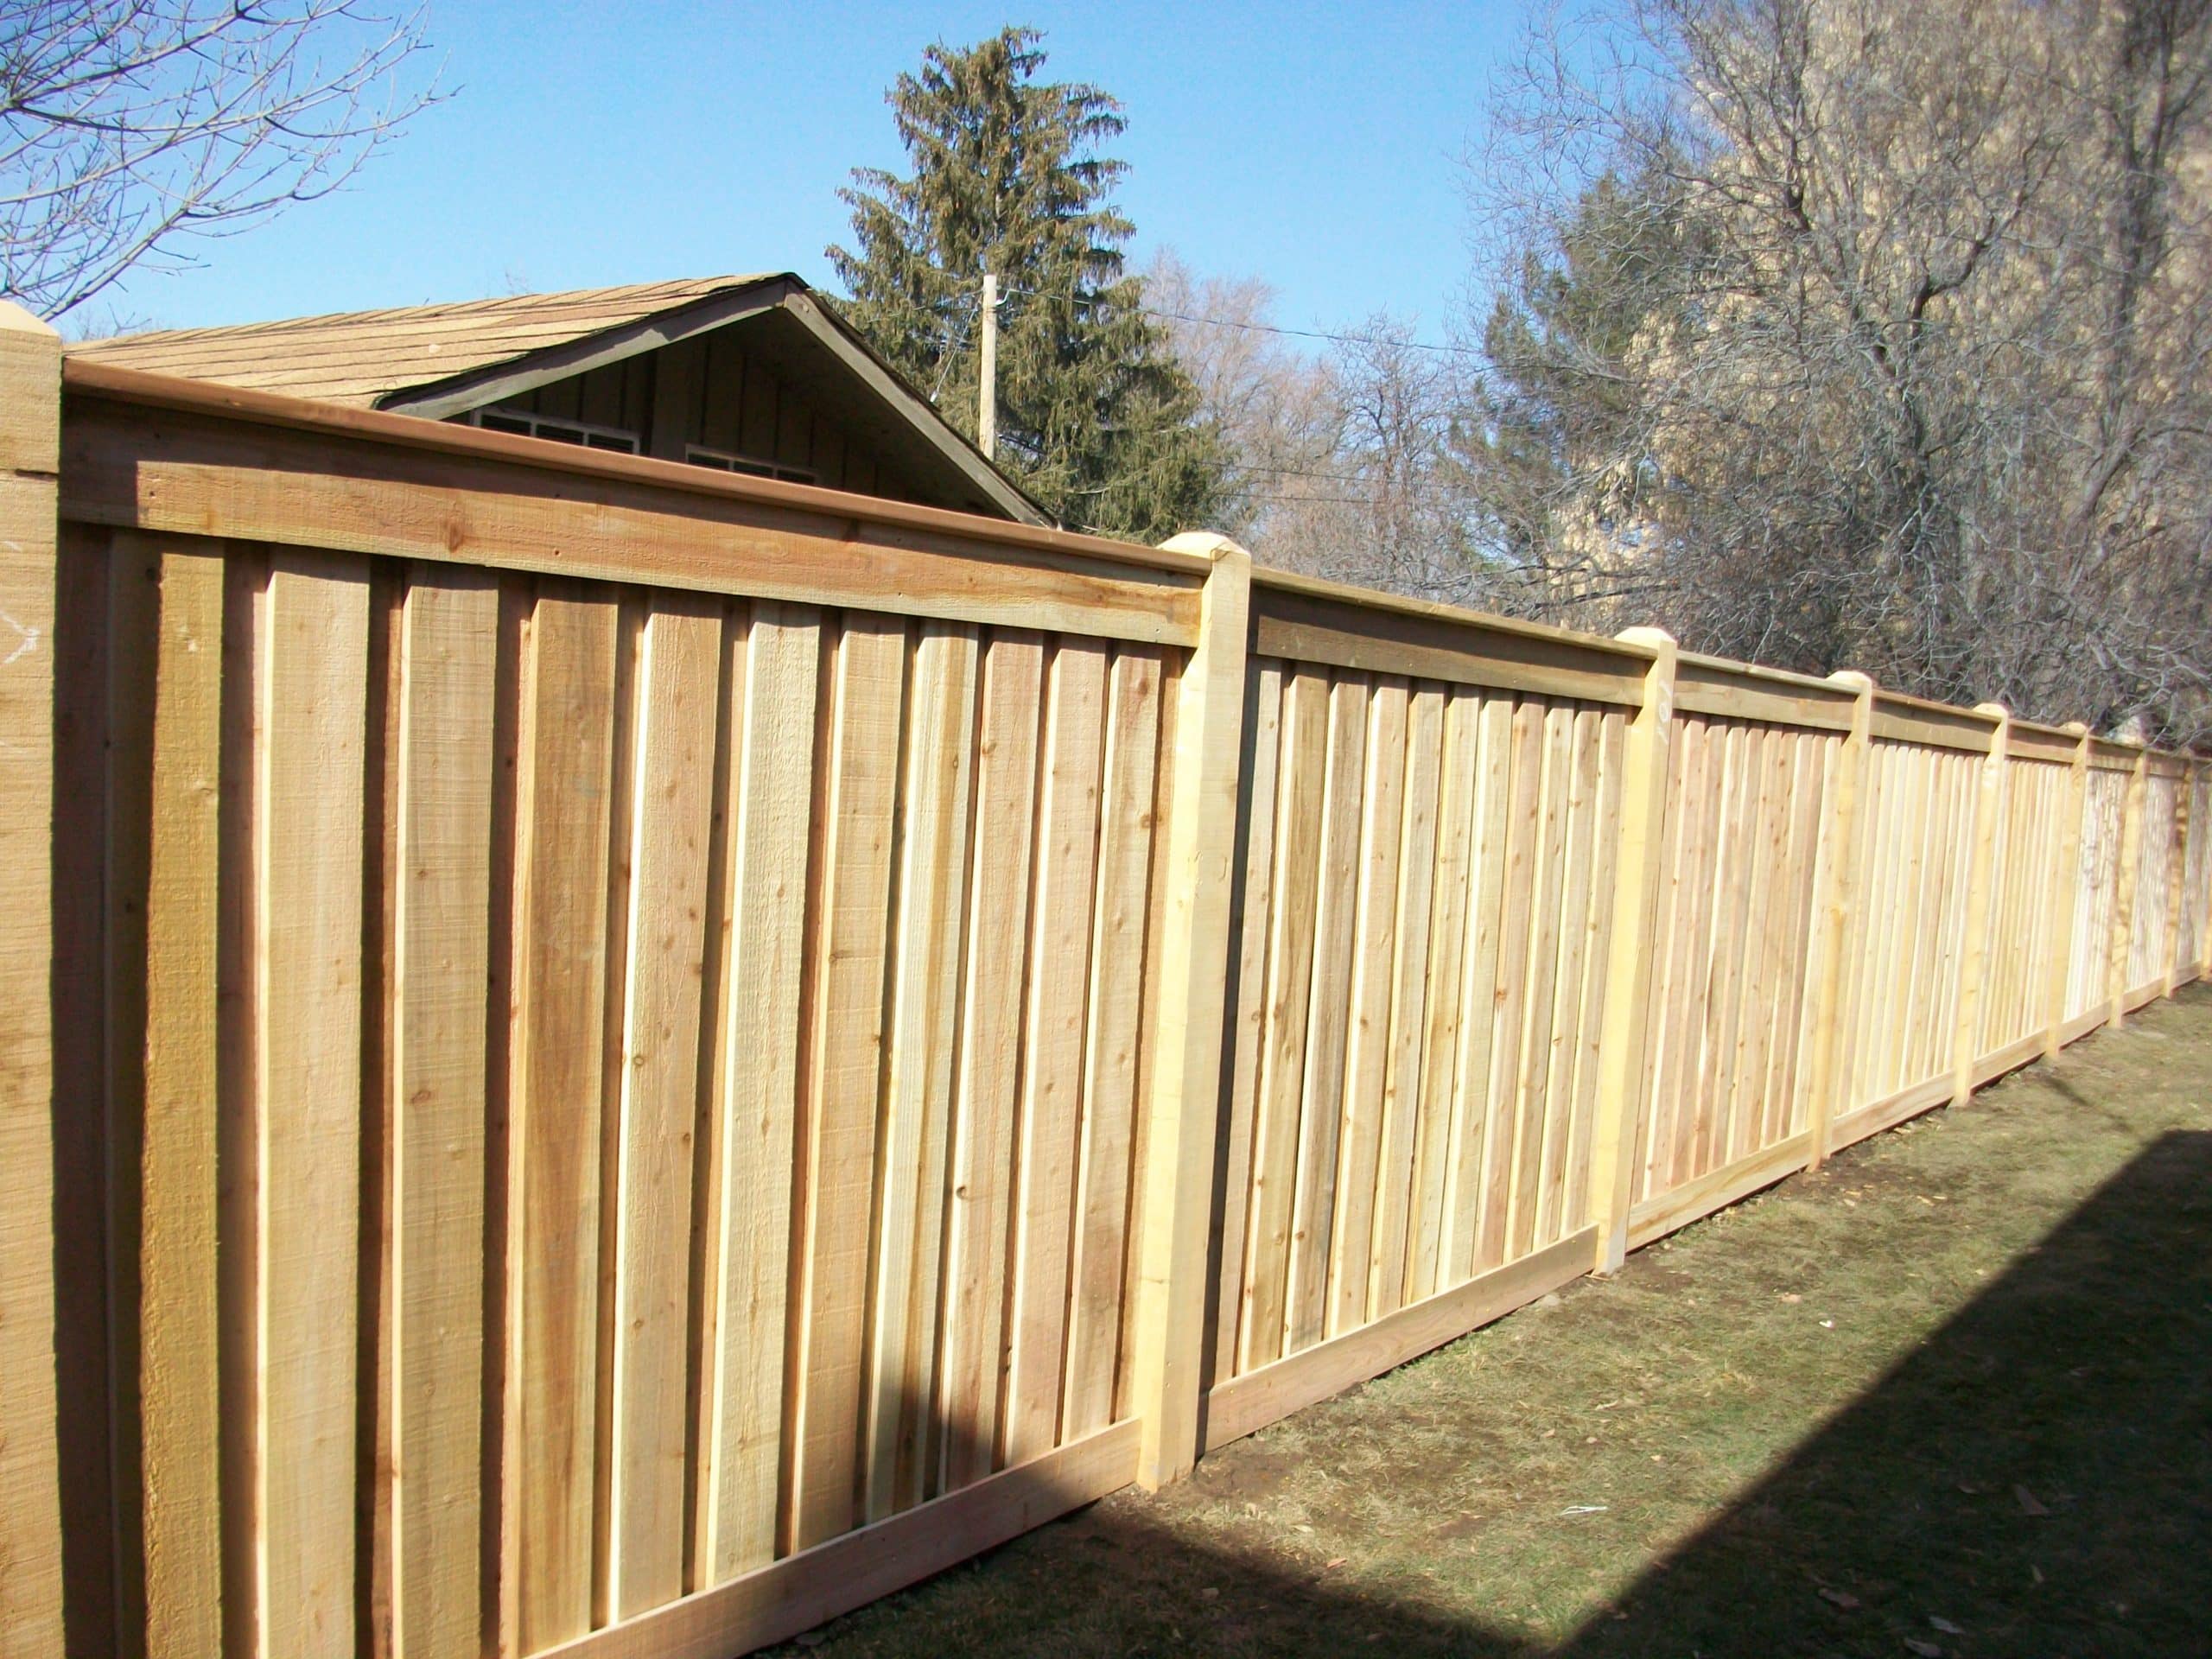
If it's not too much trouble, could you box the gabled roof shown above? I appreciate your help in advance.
[69,276,765,405]
[68,274,1050,524]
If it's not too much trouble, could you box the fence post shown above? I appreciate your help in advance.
[2107,738,2149,1028]
[1586,626,1676,1275]
[1802,671,1873,1171]
[2197,760,2212,984]
[2160,757,2188,996]
[1951,704,2010,1104]
[1130,532,1250,1490]
[0,301,66,1654]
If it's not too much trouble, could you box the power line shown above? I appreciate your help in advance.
[999,282,1482,359]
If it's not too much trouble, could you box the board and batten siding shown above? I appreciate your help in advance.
[459,334,911,499]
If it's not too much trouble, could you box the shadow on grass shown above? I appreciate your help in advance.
[795,1129,2212,1657]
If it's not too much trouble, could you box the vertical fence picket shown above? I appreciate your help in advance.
[1802,672,1872,1168]
[2107,742,2150,1028]
[1951,706,2010,1105]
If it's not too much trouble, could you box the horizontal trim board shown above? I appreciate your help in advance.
[1253,586,1646,706]
[2088,741,2142,772]
[60,362,1204,575]
[2122,978,2164,1013]
[1200,1228,1597,1453]
[1828,1074,1953,1154]
[1673,659,1857,731]
[543,1421,1141,1659]
[61,397,1201,645]
[1627,1133,1813,1251]
[2005,731,2081,767]
[1871,702,1999,753]
[1969,1031,2047,1090]
[2058,1007,2108,1046]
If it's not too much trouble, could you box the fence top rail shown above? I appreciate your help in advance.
[60,357,1214,581]
[1251,564,1662,663]
[2006,722,2085,766]
[1248,564,1656,707]
[2088,735,2146,772]
[1673,649,1861,731]
[60,359,1217,645]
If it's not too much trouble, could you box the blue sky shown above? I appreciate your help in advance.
[99,1,1522,341]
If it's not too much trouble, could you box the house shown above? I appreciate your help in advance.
[68,273,1047,525]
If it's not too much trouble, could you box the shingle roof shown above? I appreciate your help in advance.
[67,275,782,406]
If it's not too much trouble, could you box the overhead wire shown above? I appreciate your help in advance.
[997,280,1483,358]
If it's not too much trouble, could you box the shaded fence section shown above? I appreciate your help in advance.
[2,321,2208,1659]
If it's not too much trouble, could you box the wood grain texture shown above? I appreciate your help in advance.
[505,590,621,1649]
[938,632,1043,1491]
[1403,691,1481,1303]
[699,603,819,1580]
[390,573,498,1657]
[1063,649,1164,1437]
[1284,676,1367,1352]
[607,599,721,1616]
[122,538,226,1659]
[1128,534,1248,1488]
[253,556,371,1659]
[1239,668,1327,1370]
[533,1425,1139,1659]
[791,618,906,1552]
[1005,642,1108,1464]
[863,625,977,1519]
[1210,664,1283,1386]
[1326,680,1406,1338]
[1365,684,1443,1320]
[63,396,1200,648]
[0,302,64,1659]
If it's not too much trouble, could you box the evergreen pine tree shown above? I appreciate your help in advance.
[827,26,1226,542]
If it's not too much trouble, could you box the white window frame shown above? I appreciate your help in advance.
[686,443,817,486]
[467,405,640,454]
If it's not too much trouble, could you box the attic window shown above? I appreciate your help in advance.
[471,407,639,454]
[687,444,816,486]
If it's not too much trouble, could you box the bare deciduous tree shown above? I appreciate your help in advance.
[1149,250,1492,602]
[1468,0,2212,741]
[2,0,437,321]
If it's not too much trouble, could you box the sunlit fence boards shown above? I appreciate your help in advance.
[7,347,2208,1659]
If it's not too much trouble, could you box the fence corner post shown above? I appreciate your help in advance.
[0,299,66,1656]
[1130,531,1251,1490]
[2042,722,2092,1057]
[2107,735,2150,1029]
[1586,626,1676,1276]
[1803,670,1874,1171]
[1951,702,2010,1106]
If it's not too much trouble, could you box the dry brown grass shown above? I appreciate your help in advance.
[776,985,2212,1657]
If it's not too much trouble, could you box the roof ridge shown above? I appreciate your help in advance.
[72,274,785,350]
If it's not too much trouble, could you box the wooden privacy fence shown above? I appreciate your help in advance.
[3,302,2209,1659]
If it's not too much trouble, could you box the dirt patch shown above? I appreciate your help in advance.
[773,986,2212,1658]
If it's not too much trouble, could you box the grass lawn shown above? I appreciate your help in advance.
[776,983,2212,1658]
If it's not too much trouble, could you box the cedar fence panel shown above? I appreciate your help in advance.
[6,345,2208,1659]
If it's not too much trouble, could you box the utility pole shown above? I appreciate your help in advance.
[978,270,999,460]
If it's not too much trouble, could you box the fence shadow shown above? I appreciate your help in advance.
[1561,1125,2212,1657]
[798,1128,2212,1656]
